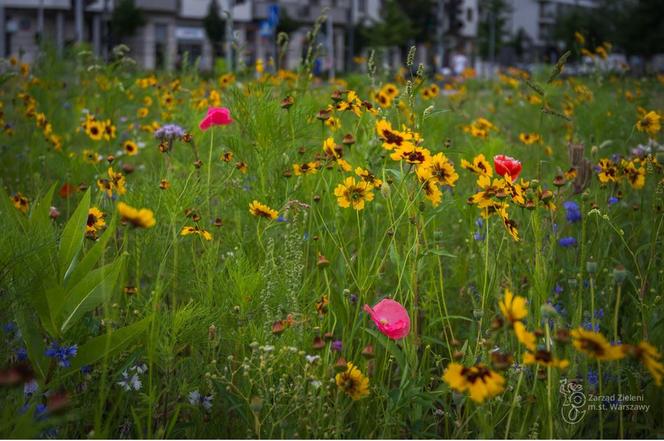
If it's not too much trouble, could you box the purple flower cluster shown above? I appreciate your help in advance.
[154,124,185,141]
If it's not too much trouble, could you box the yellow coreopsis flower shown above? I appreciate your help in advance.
[636,111,661,136]
[570,328,625,361]
[249,200,278,220]
[334,177,374,210]
[180,226,213,241]
[85,207,106,239]
[335,362,369,400]
[499,288,528,323]
[117,202,156,229]
[523,350,569,369]
[443,362,505,403]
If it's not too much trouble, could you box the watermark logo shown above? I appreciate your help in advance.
[560,378,587,425]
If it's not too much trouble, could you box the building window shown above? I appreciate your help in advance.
[466,7,473,22]
[359,0,367,14]
[154,23,168,69]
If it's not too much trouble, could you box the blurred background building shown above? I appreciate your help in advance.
[1,0,660,74]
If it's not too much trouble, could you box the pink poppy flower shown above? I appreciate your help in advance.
[199,107,233,130]
[363,299,410,340]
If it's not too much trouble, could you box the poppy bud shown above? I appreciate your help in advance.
[453,350,464,360]
[194,159,203,169]
[317,254,330,268]
[283,170,292,178]
[313,195,321,202]
[272,320,286,335]
[342,133,355,146]
[361,345,375,359]
[555,328,570,344]
[334,356,347,372]
[553,175,565,187]
[331,90,344,102]
[281,96,294,109]
[49,206,60,219]
[323,332,334,341]
[312,336,325,350]
[298,146,307,155]
[122,163,135,174]
[213,218,223,227]
[316,110,331,121]
[107,155,115,163]
[613,265,627,284]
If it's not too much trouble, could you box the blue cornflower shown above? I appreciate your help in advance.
[45,342,77,368]
[475,218,484,229]
[348,293,358,304]
[331,340,343,352]
[24,380,38,397]
[608,196,619,205]
[594,308,604,319]
[552,223,559,234]
[563,201,581,223]
[473,231,485,241]
[558,237,577,248]
[117,370,142,391]
[582,320,600,332]
[554,283,564,294]
[3,322,16,333]
[587,369,599,386]
[188,390,213,411]
[16,347,28,361]
[80,365,93,375]
[276,215,288,223]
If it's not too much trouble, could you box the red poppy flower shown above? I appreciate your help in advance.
[199,107,233,130]
[494,155,522,181]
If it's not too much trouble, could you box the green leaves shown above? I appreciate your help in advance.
[59,188,91,281]
[59,255,125,333]
[69,317,151,371]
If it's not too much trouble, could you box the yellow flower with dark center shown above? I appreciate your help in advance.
[499,288,528,323]
[235,162,248,174]
[519,132,541,145]
[335,362,369,400]
[86,207,106,238]
[85,120,104,141]
[293,161,320,176]
[390,144,431,164]
[334,177,374,210]
[624,341,664,386]
[11,192,29,213]
[117,202,156,229]
[469,175,506,209]
[443,362,505,403]
[137,107,149,118]
[123,140,138,156]
[514,321,536,350]
[83,149,100,164]
[635,111,661,136]
[597,158,620,184]
[461,154,493,177]
[375,91,392,108]
[180,226,213,241]
[421,179,442,206]
[325,116,341,131]
[221,151,234,162]
[375,119,413,151]
[381,83,399,98]
[416,153,459,188]
[159,179,170,190]
[249,200,278,220]
[96,167,127,198]
[502,217,520,241]
[523,350,569,369]
[355,167,383,188]
[621,160,645,189]
[570,328,625,361]
[102,119,116,141]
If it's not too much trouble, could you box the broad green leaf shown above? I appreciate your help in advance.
[65,214,117,289]
[59,189,90,282]
[59,255,125,333]
[28,182,56,235]
[69,317,151,371]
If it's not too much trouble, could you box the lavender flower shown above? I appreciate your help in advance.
[188,390,213,411]
[117,370,142,391]
[331,340,343,352]
[154,124,185,141]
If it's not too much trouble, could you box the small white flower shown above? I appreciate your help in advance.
[305,355,320,364]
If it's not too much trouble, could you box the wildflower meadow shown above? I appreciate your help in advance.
[1,38,664,439]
